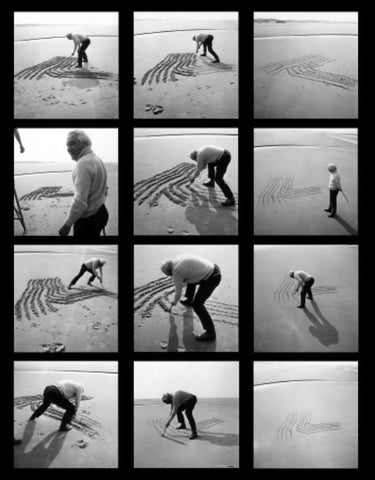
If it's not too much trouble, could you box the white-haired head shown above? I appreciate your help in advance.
[67,130,92,147]
[327,163,337,173]
[289,271,294,278]
[99,258,106,266]
[189,150,198,161]
[161,259,174,276]
[192,35,196,41]
[162,393,172,404]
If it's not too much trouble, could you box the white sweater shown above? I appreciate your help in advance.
[329,172,342,191]
[192,145,225,179]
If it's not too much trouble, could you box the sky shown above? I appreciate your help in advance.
[15,12,118,26]
[14,361,118,373]
[14,128,118,163]
[254,12,357,22]
[134,362,239,399]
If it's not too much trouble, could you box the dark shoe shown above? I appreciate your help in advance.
[14,439,22,445]
[221,198,235,207]
[180,299,193,307]
[196,331,216,342]
[307,296,313,300]
[328,214,336,218]
[176,424,186,430]
[75,65,82,68]
[200,54,207,57]
[324,209,331,212]
[28,416,36,421]
[212,60,220,63]
[87,281,93,286]
[189,433,198,440]
[68,283,72,290]
[203,181,215,188]
[59,424,73,432]
[297,305,305,309]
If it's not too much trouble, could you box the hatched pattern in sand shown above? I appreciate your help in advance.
[15,277,116,321]
[276,411,341,442]
[273,275,337,303]
[134,277,238,326]
[20,186,74,201]
[258,54,357,90]
[15,56,118,81]
[258,177,321,207]
[141,53,235,86]
[134,162,238,208]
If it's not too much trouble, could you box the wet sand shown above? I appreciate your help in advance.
[134,398,239,468]
[134,245,238,352]
[14,246,118,352]
[254,245,358,352]
[14,370,118,468]
[254,362,358,468]
[134,131,238,235]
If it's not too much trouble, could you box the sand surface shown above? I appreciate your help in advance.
[14,37,118,118]
[134,398,239,468]
[254,21,358,38]
[14,163,118,236]
[14,370,118,468]
[254,362,358,468]
[254,245,358,352]
[14,246,118,352]
[134,131,238,235]
[254,29,357,118]
[134,23,238,118]
[134,245,238,352]
[254,130,357,235]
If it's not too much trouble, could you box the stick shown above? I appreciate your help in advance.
[341,190,349,204]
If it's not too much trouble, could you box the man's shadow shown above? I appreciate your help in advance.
[184,189,237,235]
[167,312,216,352]
[333,214,358,236]
[303,300,339,347]
[14,420,68,468]
[195,431,239,447]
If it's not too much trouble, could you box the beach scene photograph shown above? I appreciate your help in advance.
[134,361,239,468]
[14,11,119,119]
[134,128,238,236]
[134,245,238,352]
[254,245,358,352]
[254,12,358,118]
[254,361,358,468]
[14,245,118,353]
[14,361,118,468]
[254,128,358,236]
[14,128,118,237]
[134,12,238,118]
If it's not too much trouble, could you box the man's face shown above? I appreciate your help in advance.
[67,137,84,160]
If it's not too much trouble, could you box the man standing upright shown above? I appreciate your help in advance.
[289,270,315,309]
[59,130,109,237]
[161,391,198,440]
[193,33,220,63]
[324,163,342,218]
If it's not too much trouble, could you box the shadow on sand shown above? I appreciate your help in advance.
[332,214,357,236]
[196,431,239,447]
[168,312,217,352]
[14,421,68,468]
[303,300,339,347]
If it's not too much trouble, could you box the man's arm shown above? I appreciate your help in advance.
[71,36,81,56]
[190,154,205,183]
[294,274,304,292]
[171,272,184,307]
[335,175,342,191]
[195,39,202,53]
[74,385,83,412]
[162,403,179,436]
[14,129,25,153]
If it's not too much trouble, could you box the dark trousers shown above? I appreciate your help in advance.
[185,264,221,335]
[177,395,197,434]
[70,264,96,286]
[300,277,315,307]
[73,203,109,237]
[78,38,91,67]
[207,150,234,199]
[328,189,339,215]
[202,34,220,61]
[30,386,76,429]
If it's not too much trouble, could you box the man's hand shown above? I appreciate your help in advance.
[59,224,71,236]
[189,177,195,184]
[169,303,175,312]
[20,146,25,153]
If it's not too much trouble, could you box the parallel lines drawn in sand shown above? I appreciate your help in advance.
[273,275,337,303]
[15,395,100,438]
[134,162,238,208]
[15,56,118,82]
[258,54,357,90]
[141,53,235,86]
[149,417,225,445]
[15,277,116,321]
[276,411,341,442]
[258,177,321,207]
[20,186,74,201]
[134,277,238,326]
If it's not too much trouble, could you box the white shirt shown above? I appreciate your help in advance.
[84,257,103,279]
[294,270,312,288]
[329,172,342,191]
[193,145,225,179]
[52,380,84,410]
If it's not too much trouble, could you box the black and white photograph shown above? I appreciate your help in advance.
[134,245,238,352]
[14,361,118,468]
[14,128,118,237]
[134,128,238,235]
[254,128,358,235]
[134,12,238,118]
[254,361,358,468]
[254,12,358,118]
[134,361,239,468]
[14,245,118,352]
[254,245,358,352]
[14,11,119,119]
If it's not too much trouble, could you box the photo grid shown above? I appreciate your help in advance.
[9,6,368,472]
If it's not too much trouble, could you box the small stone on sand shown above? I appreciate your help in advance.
[160,341,168,349]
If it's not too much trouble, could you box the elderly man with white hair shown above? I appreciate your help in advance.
[161,390,198,440]
[289,270,315,309]
[29,379,85,432]
[324,163,342,218]
[59,130,109,237]
[161,253,221,341]
[66,33,91,68]
[68,257,106,289]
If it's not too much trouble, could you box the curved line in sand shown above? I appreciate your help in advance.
[15,34,118,43]
[254,144,353,149]
[134,28,233,37]
[135,133,238,139]
[254,379,356,387]
[15,170,72,177]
